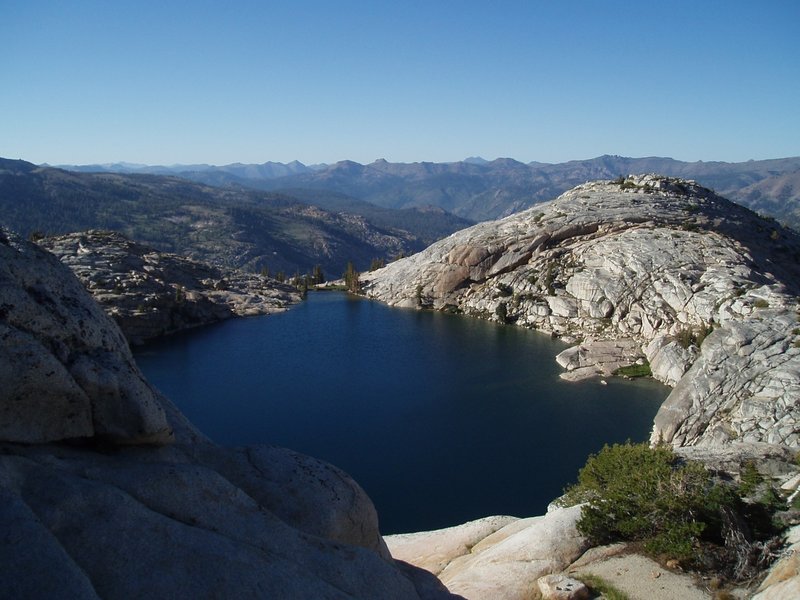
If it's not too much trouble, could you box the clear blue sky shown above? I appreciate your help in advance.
[2,0,798,166]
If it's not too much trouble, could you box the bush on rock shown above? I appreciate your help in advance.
[561,442,782,579]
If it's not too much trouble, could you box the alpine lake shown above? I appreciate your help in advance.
[134,291,669,534]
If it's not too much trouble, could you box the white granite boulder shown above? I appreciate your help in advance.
[387,505,587,600]
[0,229,172,445]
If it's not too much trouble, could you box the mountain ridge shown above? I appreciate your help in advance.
[0,158,470,276]
[53,154,800,226]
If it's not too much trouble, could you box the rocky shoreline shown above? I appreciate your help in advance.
[38,230,301,344]
[360,175,800,597]
[362,175,800,451]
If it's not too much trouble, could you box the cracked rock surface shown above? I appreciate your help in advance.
[363,175,800,450]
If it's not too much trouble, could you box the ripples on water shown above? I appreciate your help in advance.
[135,291,668,534]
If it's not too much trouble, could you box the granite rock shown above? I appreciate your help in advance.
[0,228,171,444]
[0,227,452,598]
[386,505,586,600]
[363,175,800,450]
[39,230,301,344]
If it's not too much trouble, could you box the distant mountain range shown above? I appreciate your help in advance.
[56,155,800,226]
[0,158,470,276]
[4,154,798,278]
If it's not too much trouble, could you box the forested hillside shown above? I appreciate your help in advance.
[0,158,467,276]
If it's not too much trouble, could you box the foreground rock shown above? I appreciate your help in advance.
[39,230,301,344]
[387,505,587,600]
[363,175,800,451]
[0,228,452,598]
[0,229,172,444]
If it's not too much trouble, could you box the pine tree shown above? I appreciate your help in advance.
[343,262,360,293]
[312,264,325,285]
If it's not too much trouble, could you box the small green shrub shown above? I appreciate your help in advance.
[563,442,738,565]
[754,299,770,308]
[495,282,513,297]
[544,263,556,295]
[562,443,786,579]
[495,301,508,323]
[675,324,713,349]
[738,461,763,496]
[576,574,630,600]
[613,362,652,378]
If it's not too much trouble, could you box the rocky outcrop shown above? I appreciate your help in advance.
[386,505,587,600]
[0,228,453,598]
[363,175,800,450]
[0,440,460,599]
[39,230,301,344]
[0,228,172,445]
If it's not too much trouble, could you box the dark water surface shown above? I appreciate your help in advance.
[134,291,668,534]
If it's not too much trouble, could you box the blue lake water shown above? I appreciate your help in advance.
[134,291,669,534]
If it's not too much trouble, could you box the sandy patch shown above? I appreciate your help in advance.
[569,552,711,600]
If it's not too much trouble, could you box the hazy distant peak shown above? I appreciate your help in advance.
[463,156,489,165]
[488,157,526,167]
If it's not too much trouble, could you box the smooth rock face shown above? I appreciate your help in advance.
[386,505,587,600]
[386,516,519,575]
[39,230,301,344]
[567,550,710,600]
[363,175,800,450]
[199,444,391,558]
[0,229,172,444]
[0,442,451,599]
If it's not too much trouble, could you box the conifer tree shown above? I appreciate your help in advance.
[343,261,360,293]
[312,264,325,285]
